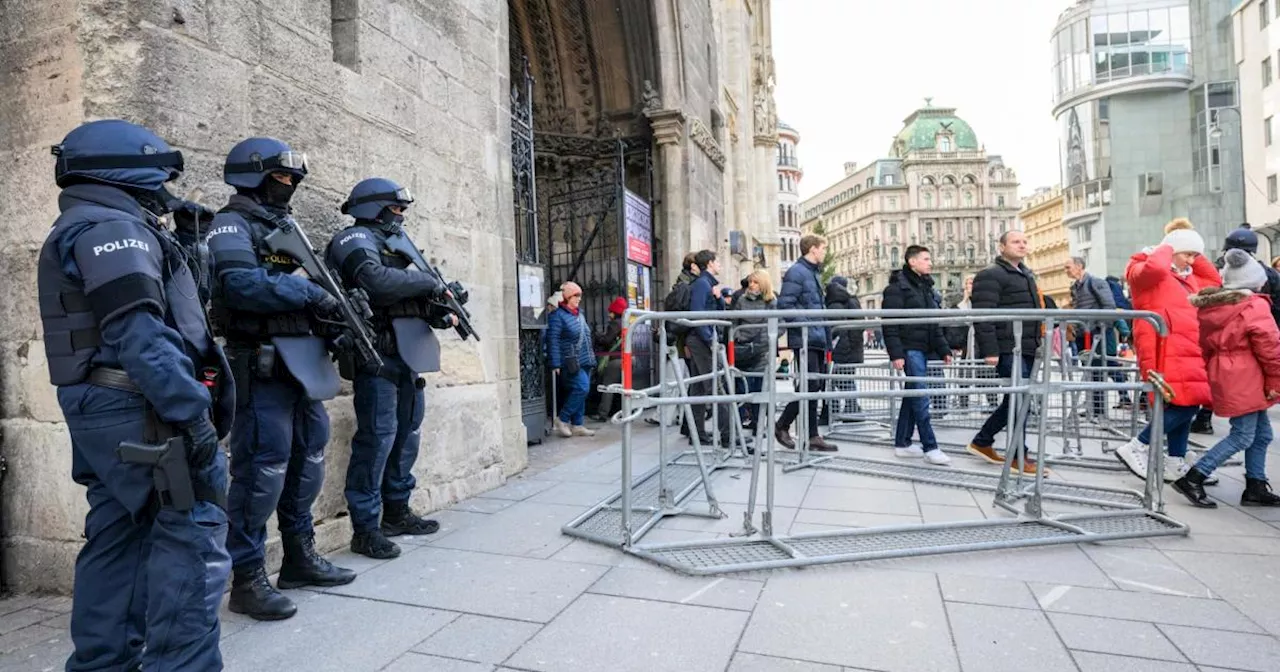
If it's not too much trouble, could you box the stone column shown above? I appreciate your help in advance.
[647,109,688,286]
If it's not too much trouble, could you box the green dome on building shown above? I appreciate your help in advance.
[889,100,980,157]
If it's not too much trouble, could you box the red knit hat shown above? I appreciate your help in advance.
[608,297,628,316]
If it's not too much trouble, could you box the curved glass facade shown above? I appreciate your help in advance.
[1052,0,1192,106]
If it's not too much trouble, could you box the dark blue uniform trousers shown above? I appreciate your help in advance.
[60,383,230,672]
[347,355,424,533]
[226,376,328,570]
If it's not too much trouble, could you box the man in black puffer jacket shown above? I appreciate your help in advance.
[824,276,864,419]
[882,246,953,465]
[967,230,1043,474]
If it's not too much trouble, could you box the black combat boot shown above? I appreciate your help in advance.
[382,500,440,537]
[351,528,401,559]
[228,565,297,621]
[1241,478,1280,507]
[277,532,357,589]
[1171,468,1218,509]
[1189,409,1214,435]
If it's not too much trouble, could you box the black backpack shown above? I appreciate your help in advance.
[663,281,693,337]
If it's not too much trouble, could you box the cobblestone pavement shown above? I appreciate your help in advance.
[3,413,1280,672]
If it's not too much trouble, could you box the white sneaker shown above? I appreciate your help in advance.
[553,418,572,438]
[571,425,596,437]
[894,445,924,458]
[1115,438,1148,479]
[1163,456,1187,483]
[923,449,952,466]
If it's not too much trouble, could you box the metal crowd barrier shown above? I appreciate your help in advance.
[561,308,1189,575]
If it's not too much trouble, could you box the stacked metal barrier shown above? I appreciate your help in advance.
[562,307,1190,575]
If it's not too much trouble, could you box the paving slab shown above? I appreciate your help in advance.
[1147,532,1280,556]
[938,574,1038,609]
[1070,650,1197,672]
[411,614,541,665]
[801,485,921,516]
[0,611,56,638]
[218,592,457,672]
[739,567,959,671]
[866,545,1114,589]
[526,481,621,506]
[914,483,983,506]
[656,505,798,536]
[326,547,607,622]
[449,497,518,514]
[473,478,559,501]
[586,566,763,611]
[0,600,41,618]
[947,602,1078,672]
[0,625,67,668]
[790,507,921,529]
[1158,624,1280,672]
[693,470,815,508]
[382,652,493,671]
[1161,550,1280,637]
[1029,583,1263,633]
[727,652,842,671]
[505,593,747,672]
[810,469,916,492]
[919,504,986,524]
[1047,612,1187,661]
[1079,545,1214,598]
[429,501,583,559]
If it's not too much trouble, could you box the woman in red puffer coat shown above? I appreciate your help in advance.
[1114,218,1221,483]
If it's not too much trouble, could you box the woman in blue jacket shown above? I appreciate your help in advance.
[547,281,599,437]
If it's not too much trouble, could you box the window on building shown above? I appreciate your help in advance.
[888,196,898,210]
[891,247,900,266]
[889,222,898,238]
[964,192,973,207]
[946,220,954,236]
[883,175,896,186]
[943,192,953,208]
[966,220,974,236]
[923,192,933,209]
[778,175,783,191]
[939,136,952,152]
[997,195,1006,208]
[778,205,785,228]
[925,220,934,238]
[1268,117,1274,147]
[1265,57,1273,88]
[1270,175,1278,203]
[1265,1,1272,29]
[331,0,361,70]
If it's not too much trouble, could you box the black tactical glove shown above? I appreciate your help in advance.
[170,200,217,237]
[310,292,344,319]
[178,414,219,469]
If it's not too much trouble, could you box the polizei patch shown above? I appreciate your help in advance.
[92,239,151,256]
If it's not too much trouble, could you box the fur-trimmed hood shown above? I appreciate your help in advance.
[1189,286,1253,308]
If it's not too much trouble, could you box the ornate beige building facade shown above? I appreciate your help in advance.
[777,121,803,274]
[801,102,1022,308]
[1020,186,1071,307]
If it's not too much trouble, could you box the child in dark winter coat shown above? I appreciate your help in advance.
[1176,249,1280,508]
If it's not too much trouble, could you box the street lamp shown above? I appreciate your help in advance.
[1209,106,1244,204]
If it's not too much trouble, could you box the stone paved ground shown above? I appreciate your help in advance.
[3,412,1280,672]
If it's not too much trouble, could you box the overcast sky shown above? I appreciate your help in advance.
[772,0,1068,201]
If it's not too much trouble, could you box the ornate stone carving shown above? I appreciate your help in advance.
[646,108,686,147]
[641,79,661,114]
[752,88,777,144]
[689,116,726,169]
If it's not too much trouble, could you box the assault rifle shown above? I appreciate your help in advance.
[263,216,384,369]
[384,230,480,342]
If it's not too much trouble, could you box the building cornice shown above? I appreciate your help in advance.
[1052,73,1193,118]
[646,108,686,146]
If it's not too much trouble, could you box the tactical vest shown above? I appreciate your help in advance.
[39,203,215,386]
[210,206,316,344]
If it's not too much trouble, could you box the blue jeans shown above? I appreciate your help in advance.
[1193,410,1272,479]
[895,351,938,451]
[559,368,590,425]
[1136,403,1199,459]
[59,383,230,672]
[347,355,425,533]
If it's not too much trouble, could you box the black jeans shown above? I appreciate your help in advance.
[972,354,1036,449]
[686,334,717,436]
[779,348,824,438]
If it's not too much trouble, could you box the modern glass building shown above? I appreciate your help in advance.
[1051,0,1244,277]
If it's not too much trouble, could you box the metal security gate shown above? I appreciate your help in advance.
[511,58,548,444]
[540,136,655,391]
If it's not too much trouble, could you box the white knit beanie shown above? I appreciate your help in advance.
[1221,249,1267,291]
[1160,218,1204,256]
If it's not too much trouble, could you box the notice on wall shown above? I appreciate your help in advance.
[624,189,652,266]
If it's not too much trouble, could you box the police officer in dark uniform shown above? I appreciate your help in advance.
[206,137,355,621]
[327,178,457,559]
[40,119,235,670]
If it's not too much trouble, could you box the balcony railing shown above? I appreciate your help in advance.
[1063,178,1112,215]
[776,156,801,169]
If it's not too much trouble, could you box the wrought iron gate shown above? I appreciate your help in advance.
[511,59,547,444]
[541,137,654,392]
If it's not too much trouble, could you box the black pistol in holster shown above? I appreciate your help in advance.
[117,437,204,512]
[382,229,480,342]
[262,214,384,370]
